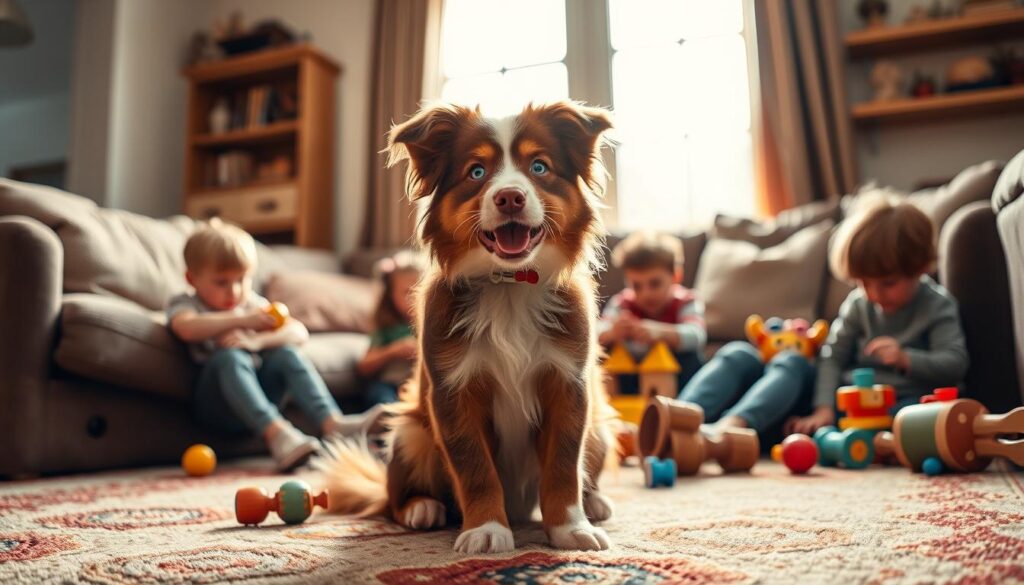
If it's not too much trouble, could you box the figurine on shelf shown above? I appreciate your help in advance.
[910,72,937,98]
[858,0,889,28]
[871,60,904,102]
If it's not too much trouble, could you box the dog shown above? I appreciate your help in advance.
[319,100,617,554]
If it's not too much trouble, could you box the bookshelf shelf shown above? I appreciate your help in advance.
[182,44,338,248]
[191,120,298,147]
[846,8,1024,59]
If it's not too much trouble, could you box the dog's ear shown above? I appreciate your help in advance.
[528,101,613,191]
[387,104,475,201]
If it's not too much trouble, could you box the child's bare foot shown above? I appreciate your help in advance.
[265,421,320,471]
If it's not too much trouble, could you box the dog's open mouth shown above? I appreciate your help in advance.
[478,222,544,260]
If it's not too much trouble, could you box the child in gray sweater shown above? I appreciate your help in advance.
[786,197,969,435]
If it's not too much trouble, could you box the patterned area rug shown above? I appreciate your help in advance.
[2,459,1023,584]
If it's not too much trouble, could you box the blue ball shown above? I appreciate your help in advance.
[922,457,944,476]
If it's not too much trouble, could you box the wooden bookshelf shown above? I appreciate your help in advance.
[846,9,1024,59]
[852,85,1024,124]
[182,44,339,248]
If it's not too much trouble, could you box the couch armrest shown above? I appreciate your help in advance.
[939,201,1020,412]
[0,217,63,476]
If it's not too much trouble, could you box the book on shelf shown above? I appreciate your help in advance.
[212,83,298,134]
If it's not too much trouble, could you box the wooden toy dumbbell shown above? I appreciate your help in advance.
[235,480,328,526]
[638,396,759,475]
[874,388,1024,475]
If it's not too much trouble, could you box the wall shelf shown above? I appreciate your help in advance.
[191,121,298,148]
[846,9,1024,59]
[852,84,1024,125]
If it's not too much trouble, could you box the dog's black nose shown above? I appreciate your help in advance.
[494,188,526,215]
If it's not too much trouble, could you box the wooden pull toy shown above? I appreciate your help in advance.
[235,480,328,526]
[874,387,1024,475]
[638,396,759,477]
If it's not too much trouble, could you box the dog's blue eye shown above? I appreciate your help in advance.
[530,160,548,175]
[469,164,486,180]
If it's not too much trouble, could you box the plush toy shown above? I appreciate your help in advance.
[745,315,829,362]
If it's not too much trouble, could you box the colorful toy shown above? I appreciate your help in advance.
[837,368,896,431]
[639,396,759,477]
[814,426,877,469]
[181,444,217,477]
[813,369,895,469]
[616,422,640,463]
[235,480,329,526]
[605,341,681,424]
[771,433,819,474]
[745,315,829,362]
[264,301,290,328]
[638,342,681,399]
[642,456,677,488]
[873,388,1024,475]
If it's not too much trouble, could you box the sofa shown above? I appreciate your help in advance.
[1,153,1020,477]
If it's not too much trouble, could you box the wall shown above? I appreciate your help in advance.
[839,0,1024,190]
[0,94,70,177]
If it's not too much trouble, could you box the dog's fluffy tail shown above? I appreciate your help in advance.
[312,438,389,518]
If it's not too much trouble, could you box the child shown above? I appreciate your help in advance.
[598,231,706,390]
[356,250,425,407]
[167,220,372,471]
[785,197,968,435]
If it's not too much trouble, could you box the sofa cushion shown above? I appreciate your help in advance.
[56,293,195,401]
[0,179,286,311]
[57,293,371,401]
[264,271,379,333]
[993,150,1024,213]
[908,160,1004,230]
[712,199,840,248]
[300,333,372,399]
[694,220,833,341]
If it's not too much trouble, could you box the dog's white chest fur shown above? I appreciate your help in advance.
[446,281,579,523]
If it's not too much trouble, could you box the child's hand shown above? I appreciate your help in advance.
[218,329,262,352]
[865,336,910,370]
[388,337,418,360]
[608,314,636,343]
[241,310,277,332]
[784,406,835,436]
[630,321,654,345]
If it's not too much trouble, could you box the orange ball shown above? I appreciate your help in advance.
[182,444,217,477]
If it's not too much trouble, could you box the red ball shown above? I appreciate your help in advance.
[780,434,818,474]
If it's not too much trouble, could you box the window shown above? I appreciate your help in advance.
[435,0,756,229]
[440,0,569,116]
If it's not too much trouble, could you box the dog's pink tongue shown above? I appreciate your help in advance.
[494,223,530,254]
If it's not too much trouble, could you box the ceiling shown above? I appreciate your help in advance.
[0,0,75,106]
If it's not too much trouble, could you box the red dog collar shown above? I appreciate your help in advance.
[490,269,539,284]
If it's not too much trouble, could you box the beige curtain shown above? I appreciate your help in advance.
[361,0,442,248]
[751,0,857,216]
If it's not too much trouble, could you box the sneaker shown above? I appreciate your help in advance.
[268,424,321,471]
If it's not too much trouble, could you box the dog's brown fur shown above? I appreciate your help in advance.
[319,101,617,553]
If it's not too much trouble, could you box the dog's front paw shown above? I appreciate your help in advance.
[454,521,515,554]
[548,519,611,551]
[399,497,446,530]
[583,492,614,523]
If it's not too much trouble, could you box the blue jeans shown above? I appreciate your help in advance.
[193,346,341,435]
[364,381,400,408]
[677,341,814,434]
